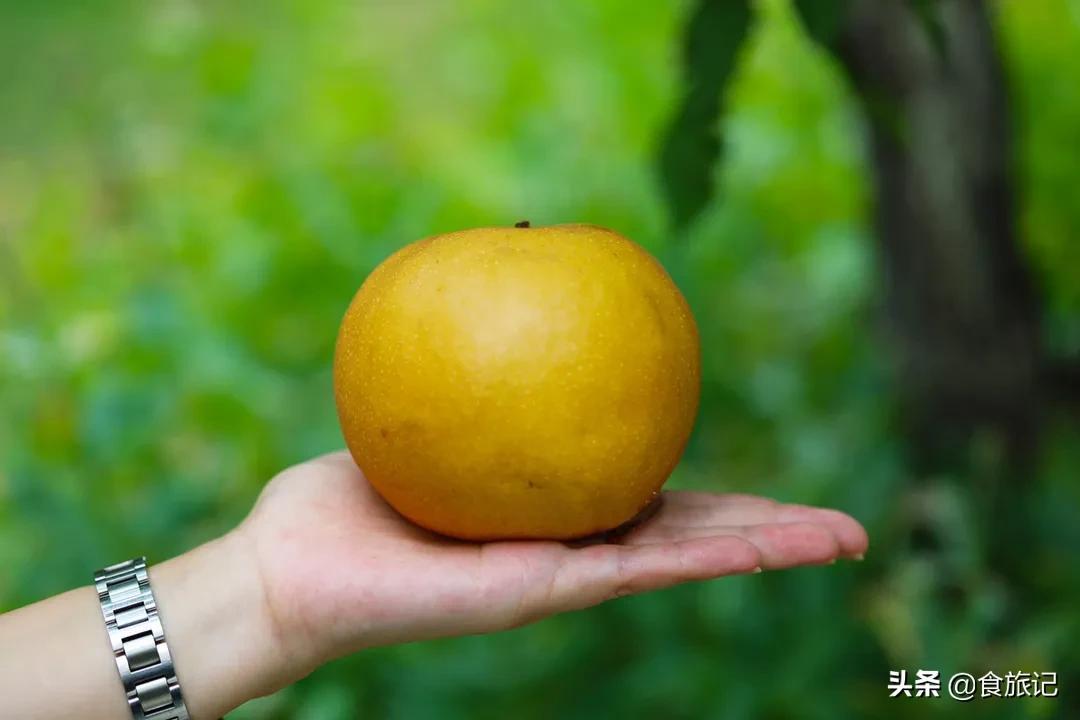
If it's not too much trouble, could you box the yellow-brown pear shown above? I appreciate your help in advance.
[333,223,700,540]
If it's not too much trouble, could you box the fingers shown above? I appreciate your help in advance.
[655,492,869,558]
[542,535,762,614]
[777,506,868,557]
[625,521,841,568]
[663,491,778,512]
[736,522,840,568]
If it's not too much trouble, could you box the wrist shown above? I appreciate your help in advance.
[149,530,293,719]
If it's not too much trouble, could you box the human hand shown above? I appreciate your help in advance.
[236,451,868,686]
[0,450,868,720]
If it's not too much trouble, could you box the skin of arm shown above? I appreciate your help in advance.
[0,452,869,719]
[0,534,281,720]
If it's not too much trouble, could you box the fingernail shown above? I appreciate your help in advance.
[751,566,763,574]
[853,553,865,561]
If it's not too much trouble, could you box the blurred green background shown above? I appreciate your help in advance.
[1,0,1078,718]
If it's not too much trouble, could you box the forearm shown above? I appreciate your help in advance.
[0,531,287,720]
[0,586,130,719]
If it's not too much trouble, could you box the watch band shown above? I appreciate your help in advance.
[94,557,191,720]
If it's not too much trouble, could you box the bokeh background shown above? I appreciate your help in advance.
[2,0,1078,717]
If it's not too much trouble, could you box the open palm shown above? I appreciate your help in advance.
[239,451,868,676]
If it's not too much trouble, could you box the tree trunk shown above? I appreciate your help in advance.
[835,0,1043,471]
[829,0,1044,604]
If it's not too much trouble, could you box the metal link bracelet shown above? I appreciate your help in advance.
[94,558,191,720]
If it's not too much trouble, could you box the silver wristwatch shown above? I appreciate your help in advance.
[94,557,191,720]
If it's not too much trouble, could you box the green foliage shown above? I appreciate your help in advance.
[790,0,851,49]
[658,0,752,232]
[1,0,1078,718]
[997,0,1080,359]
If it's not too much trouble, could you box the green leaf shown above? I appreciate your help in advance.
[791,0,851,49]
[658,0,752,232]
[909,0,947,60]
[792,0,945,60]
